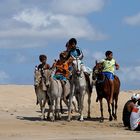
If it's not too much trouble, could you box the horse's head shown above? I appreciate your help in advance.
[92,61,104,81]
[72,58,82,77]
[42,69,52,88]
[34,67,42,87]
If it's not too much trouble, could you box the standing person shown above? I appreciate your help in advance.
[100,51,119,104]
[130,98,140,131]
[122,94,140,128]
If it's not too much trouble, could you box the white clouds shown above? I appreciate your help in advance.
[13,9,50,29]
[124,12,140,26]
[0,70,9,83]
[0,0,108,48]
[10,8,107,41]
[119,66,140,82]
[15,53,27,63]
[92,51,104,61]
[49,0,105,15]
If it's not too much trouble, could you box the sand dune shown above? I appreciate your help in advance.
[0,85,139,140]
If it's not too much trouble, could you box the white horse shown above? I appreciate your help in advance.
[68,58,92,121]
[43,69,64,121]
[34,68,49,120]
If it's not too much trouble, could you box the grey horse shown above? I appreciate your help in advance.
[43,69,63,121]
[68,58,92,121]
[34,68,49,120]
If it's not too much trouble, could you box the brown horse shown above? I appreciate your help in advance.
[92,62,120,122]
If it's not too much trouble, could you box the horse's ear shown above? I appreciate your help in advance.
[95,60,98,65]
[35,65,38,70]
[34,66,38,73]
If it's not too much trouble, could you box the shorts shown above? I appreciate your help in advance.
[53,74,67,82]
[102,72,114,80]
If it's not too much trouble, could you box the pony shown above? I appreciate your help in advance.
[44,69,78,120]
[42,69,63,121]
[34,67,49,120]
[92,61,120,122]
[68,58,92,121]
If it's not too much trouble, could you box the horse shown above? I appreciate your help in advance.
[68,58,92,121]
[48,65,78,115]
[92,62,120,122]
[42,69,63,121]
[34,67,49,120]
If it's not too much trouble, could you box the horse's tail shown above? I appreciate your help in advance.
[84,72,92,93]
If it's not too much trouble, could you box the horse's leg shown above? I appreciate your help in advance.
[41,98,47,120]
[107,100,113,121]
[67,85,75,121]
[87,92,92,119]
[47,96,54,121]
[39,99,42,112]
[76,93,80,112]
[67,93,74,121]
[99,99,104,122]
[60,98,64,114]
[51,99,55,121]
[79,90,86,121]
[62,92,71,112]
[111,99,115,119]
[109,80,114,104]
[113,96,118,120]
[47,104,51,120]
[72,97,78,113]
[34,87,39,105]
[55,97,61,120]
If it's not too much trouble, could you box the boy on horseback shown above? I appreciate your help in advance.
[66,38,92,93]
[35,54,50,104]
[53,52,71,81]
[38,54,50,91]
[100,51,119,104]
[53,52,73,100]
[38,54,50,70]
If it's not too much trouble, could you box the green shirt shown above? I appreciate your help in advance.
[101,58,115,74]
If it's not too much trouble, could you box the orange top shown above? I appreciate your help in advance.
[54,58,73,78]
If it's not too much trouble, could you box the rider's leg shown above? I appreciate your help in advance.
[60,76,67,101]
[109,79,114,104]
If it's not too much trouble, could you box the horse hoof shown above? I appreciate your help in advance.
[109,117,113,121]
[100,119,104,123]
[61,111,64,114]
[78,117,84,122]
[47,117,51,121]
[87,116,91,119]
[67,119,71,122]
[100,117,104,123]
[41,117,46,120]
[51,119,55,122]
[112,114,117,120]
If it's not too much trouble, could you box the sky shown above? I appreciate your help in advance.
[0,0,140,90]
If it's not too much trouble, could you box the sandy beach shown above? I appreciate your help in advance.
[0,85,139,140]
